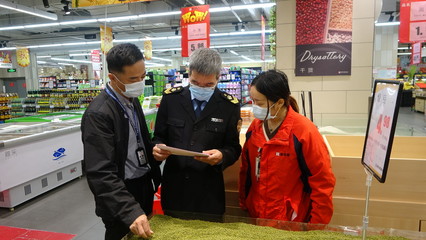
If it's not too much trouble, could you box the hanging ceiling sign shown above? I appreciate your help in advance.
[400,0,426,43]
[295,0,353,76]
[0,51,12,68]
[100,26,113,54]
[144,40,152,60]
[181,5,210,57]
[17,47,30,67]
[72,0,158,8]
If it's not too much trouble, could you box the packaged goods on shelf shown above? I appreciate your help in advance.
[218,67,258,105]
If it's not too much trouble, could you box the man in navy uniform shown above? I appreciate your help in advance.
[152,48,241,217]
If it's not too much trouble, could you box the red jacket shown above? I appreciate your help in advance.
[239,106,335,224]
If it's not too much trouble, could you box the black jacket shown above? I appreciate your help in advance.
[153,86,241,215]
[81,85,161,227]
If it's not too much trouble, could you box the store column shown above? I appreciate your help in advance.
[172,56,183,69]
[26,52,38,91]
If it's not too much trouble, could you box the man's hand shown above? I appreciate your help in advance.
[129,214,153,239]
[153,144,171,161]
[194,149,223,166]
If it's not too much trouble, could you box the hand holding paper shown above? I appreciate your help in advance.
[194,149,223,166]
[155,144,209,157]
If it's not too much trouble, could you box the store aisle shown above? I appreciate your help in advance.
[0,177,104,240]
[0,107,425,240]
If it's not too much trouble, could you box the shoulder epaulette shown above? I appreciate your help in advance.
[221,92,239,104]
[163,86,183,95]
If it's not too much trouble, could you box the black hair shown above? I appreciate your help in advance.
[251,70,299,113]
[106,43,144,73]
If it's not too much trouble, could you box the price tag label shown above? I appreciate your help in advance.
[50,105,55,109]
[80,105,85,109]
[36,105,40,109]
[22,104,27,108]
[188,40,207,56]
[65,105,70,109]
[410,22,426,41]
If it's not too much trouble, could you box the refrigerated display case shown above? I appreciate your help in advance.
[0,121,83,209]
[6,111,84,123]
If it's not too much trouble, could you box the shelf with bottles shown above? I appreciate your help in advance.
[0,93,18,121]
[12,89,102,116]
[11,98,25,118]
[56,79,86,89]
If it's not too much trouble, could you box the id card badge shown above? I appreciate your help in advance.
[136,147,148,167]
[255,156,261,181]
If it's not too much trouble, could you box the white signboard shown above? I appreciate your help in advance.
[362,80,403,183]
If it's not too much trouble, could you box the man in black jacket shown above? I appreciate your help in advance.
[81,43,160,240]
[152,48,241,218]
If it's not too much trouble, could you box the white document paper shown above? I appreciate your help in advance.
[157,145,209,157]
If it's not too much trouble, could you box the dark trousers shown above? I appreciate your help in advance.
[103,174,154,240]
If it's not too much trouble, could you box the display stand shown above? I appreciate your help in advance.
[361,79,403,239]
[362,169,373,240]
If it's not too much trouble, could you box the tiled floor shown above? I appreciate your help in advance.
[0,177,104,240]
[0,107,425,240]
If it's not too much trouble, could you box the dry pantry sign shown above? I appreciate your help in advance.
[295,0,353,76]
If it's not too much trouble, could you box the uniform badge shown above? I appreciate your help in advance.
[211,118,224,123]
[221,92,239,104]
[164,86,183,95]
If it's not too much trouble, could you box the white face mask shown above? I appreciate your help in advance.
[113,74,145,98]
[189,83,215,101]
[252,102,278,120]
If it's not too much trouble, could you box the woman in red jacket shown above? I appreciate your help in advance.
[239,70,335,224]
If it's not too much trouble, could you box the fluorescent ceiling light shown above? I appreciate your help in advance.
[0,0,57,20]
[231,3,276,10]
[25,23,60,28]
[37,61,47,64]
[98,15,139,22]
[223,59,275,64]
[58,63,75,66]
[0,3,275,31]
[375,22,400,26]
[139,11,181,18]
[61,19,98,25]
[196,0,205,4]
[210,7,231,13]
[51,57,93,64]
[397,52,411,55]
[241,55,255,62]
[151,57,173,62]
[211,30,274,37]
[397,47,409,50]
[152,48,182,52]
[69,53,91,56]
[37,55,51,58]
[230,50,239,55]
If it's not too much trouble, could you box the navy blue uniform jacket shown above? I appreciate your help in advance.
[153,86,241,215]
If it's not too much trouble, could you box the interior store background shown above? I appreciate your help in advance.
[0,0,424,239]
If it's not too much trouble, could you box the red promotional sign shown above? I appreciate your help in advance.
[181,5,210,57]
[400,0,426,43]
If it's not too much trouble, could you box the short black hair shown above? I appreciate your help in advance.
[252,70,291,103]
[106,43,144,73]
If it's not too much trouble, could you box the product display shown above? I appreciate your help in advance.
[218,67,258,105]
[11,89,101,117]
[123,215,409,240]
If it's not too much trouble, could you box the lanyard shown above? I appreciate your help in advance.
[106,87,142,143]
